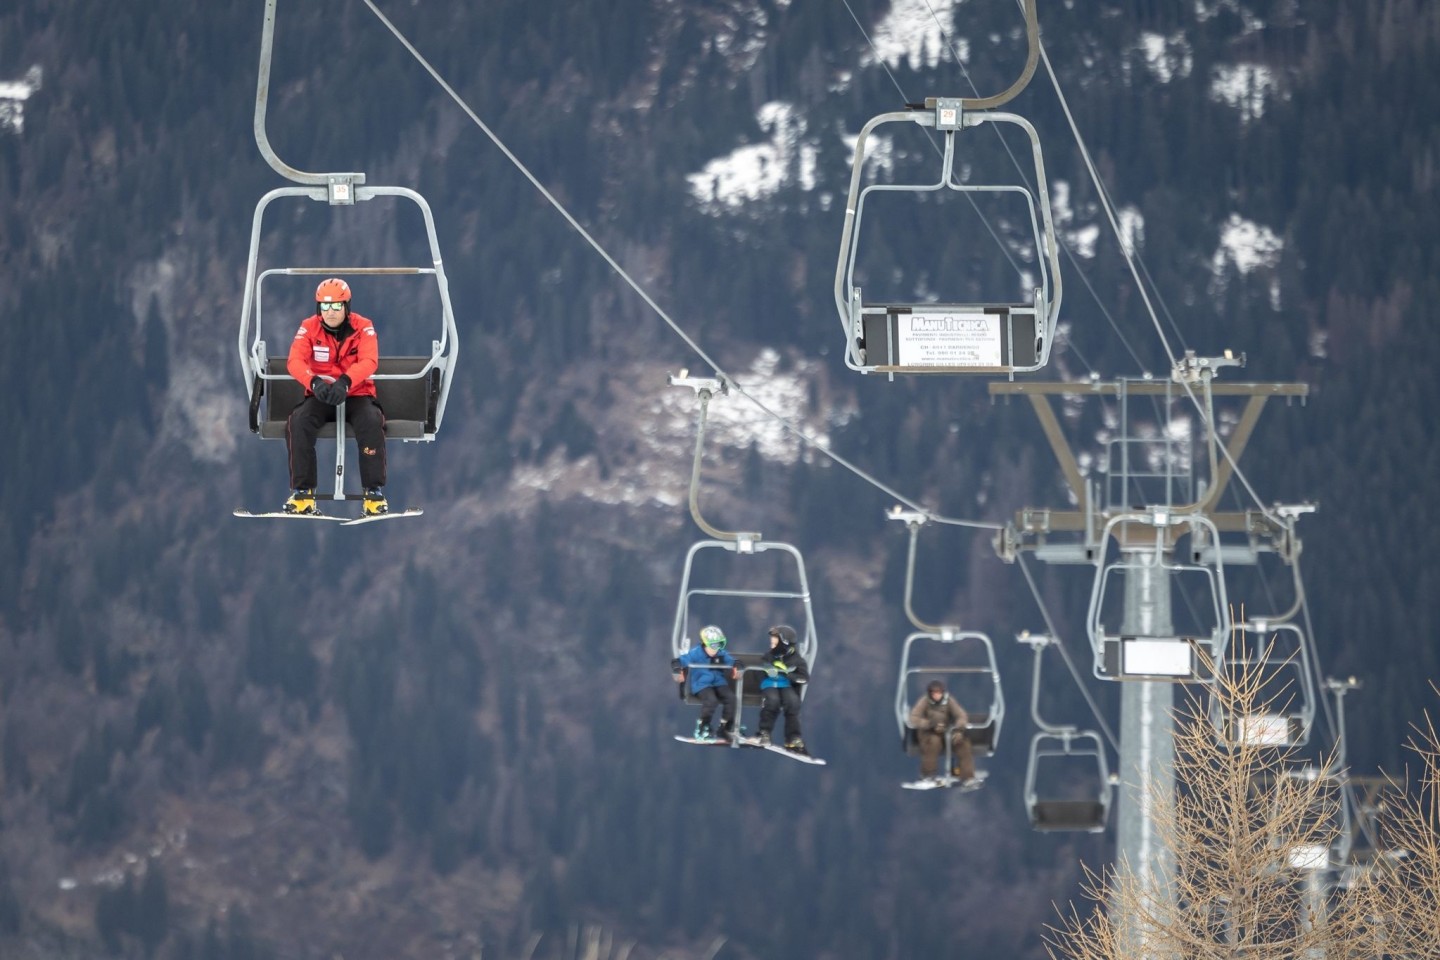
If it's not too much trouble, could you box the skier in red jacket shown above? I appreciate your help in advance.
[283,278,387,516]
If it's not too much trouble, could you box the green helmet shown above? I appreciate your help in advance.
[699,625,727,650]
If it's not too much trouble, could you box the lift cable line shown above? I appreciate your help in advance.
[917,0,1148,374]
[1031,28,1190,358]
[836,0,1030,292]
[1027,38,1301,531]
[359,0,1003,531]
[1015,552,1120,751]
[910,0,1286,530]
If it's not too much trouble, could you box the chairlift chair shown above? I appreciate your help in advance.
[1026,730,1111,832]
[236,0,458,509]
[670,538,819,729]
[1087,513,1230,683]
[1210,621,1316,748]
[834,98,1061,377]
[1019,633,1112,832]
[237,196,460,505]
[893,631,1005,760]
[1270,765,1354,873]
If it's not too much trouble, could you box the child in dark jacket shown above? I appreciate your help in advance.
[755,624,810,755]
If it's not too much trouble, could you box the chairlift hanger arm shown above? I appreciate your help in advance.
[888,511,959,635]
[672,375,759,544]
[958,0,1039,110]
[254,0,366,187]
[1018,633,1071,736]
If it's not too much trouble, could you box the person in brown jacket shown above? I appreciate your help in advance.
[908,679,976,783]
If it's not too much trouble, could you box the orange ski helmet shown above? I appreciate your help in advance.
[315,277,352,304]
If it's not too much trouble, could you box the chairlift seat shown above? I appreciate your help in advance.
[1030,800,1107,832]
[250,357,441,440]
[859,304,1040,373]
[900,713,996,755]
[1227,712,1307,748]
[964,714,998,752]
[677,653,776,708]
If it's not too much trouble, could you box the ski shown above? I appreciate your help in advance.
[233,508,422,525]
[673,735,735,747]
[340,508,423,526]
[736,738,827,765]
[234,509,345,522]
[902,770,988,791]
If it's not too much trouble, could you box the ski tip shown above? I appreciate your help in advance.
[339,508,424,526]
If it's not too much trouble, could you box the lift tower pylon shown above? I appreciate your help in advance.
[990,362,1308,954]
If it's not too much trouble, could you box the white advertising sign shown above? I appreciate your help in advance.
[895,311,1002,367]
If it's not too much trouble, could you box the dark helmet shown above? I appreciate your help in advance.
[770,625,798,647]
[927,680,946,696]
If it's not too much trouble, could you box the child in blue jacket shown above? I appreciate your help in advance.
[672,625,739,741]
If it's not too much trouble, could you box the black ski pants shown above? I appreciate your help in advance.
[287,395,387,490]
[759,686,803,742]
[695,685,736,734]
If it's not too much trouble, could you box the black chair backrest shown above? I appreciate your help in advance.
[677,653,772,708]
[901,714,995,754]
[1030,800,1107,832]
[251,357,439,440]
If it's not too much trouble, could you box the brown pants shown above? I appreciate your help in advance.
[917,728,974,780]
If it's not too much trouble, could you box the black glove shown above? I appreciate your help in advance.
[312,375,351,405]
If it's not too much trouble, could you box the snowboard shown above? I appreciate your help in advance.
[673,735,737,747]
[737,738,827,766]
[902,770,988,791]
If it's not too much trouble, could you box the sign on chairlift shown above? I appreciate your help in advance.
[1120,637,1195,678]
[1235,714,1295,747]
[1288,843,1330,871]
[893,309,1002,367]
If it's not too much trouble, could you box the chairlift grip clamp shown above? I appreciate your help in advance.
[887,505,929,527]
[1171,349,1245,384]
[1016,631,1053,651]
[668,369,728,397]
[325,173,365,205]
[931,97,964,131]
[993,522,1022,563]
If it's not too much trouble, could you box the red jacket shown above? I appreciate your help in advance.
[287,312,380,398]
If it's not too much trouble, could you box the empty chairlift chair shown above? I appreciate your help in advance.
[833,101,1061,377]
[833,0,1055,378]
[1210,620,1316,748]
[1019,633,1112,833]
[1087,513,1231,683]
